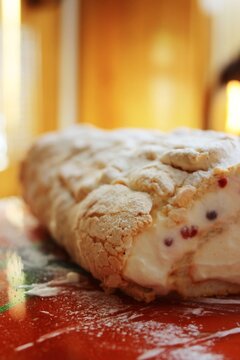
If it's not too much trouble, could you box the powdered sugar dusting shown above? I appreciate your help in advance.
[137,348,163,360]
[2,199,240,359]
[19,272,81,298]
[170,345,223,360]
[44,286,230,359]
[15,342,34,352]
[11,282,240,358]
[26,285,61,297]
[36,326,79,343]
[194,297,240,305]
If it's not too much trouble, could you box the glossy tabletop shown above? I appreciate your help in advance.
[1,198,240,360]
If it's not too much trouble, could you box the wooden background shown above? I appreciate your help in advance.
[79,0,210,130]
[0,1,60,197]
[0,0,210,196]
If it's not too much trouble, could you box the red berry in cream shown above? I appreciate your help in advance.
[181,225,198,239]
[218,177,228,188]
[164,237,174,247]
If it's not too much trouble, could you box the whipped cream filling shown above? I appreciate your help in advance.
[123,175,240,294]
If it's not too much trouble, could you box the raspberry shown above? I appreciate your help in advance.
[181,225,198,239]
[218,177,228,188]
[206,210,218,221]
[164,237,174,247]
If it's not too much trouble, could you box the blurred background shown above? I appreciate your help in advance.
[0,0,240,197]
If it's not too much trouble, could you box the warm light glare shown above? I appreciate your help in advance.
[199,0,225,15]
[6,252,26,320]
[5,199,24,228]
[226,80,240,134]
[0,115,8,171]
[1,0,21,133]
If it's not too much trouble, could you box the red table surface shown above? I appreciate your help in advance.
[1,198,240,360]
